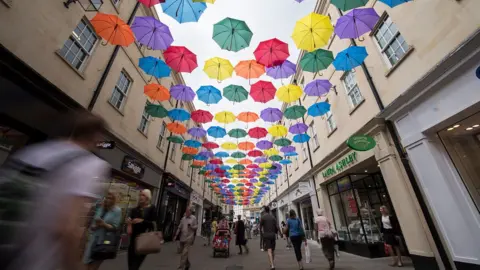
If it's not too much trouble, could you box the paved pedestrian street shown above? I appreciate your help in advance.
[101,237,414,270]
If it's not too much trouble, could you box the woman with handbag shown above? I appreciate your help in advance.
[83,191,121,270]
[314,209,335,269]
[286,210,305,270]
[126,189,157,270]
[380,206,403,267]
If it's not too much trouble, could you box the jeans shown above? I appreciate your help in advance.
[290,235,303,262]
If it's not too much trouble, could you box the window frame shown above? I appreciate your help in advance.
[109,70,132,111]
[372,15,409,67]
[157,122,167,150]
[309,121,320,150]
[138,103,151,135]
[180,159,185,170]
[325,100,336,133]
[341,71,364,108]
[170,143,176,162]
[302,146,308,162]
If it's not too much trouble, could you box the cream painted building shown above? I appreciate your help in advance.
[266,0,480,269]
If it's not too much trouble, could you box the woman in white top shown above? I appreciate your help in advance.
[380,206,403,267]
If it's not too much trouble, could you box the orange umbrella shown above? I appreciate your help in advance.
[182,146,199,155]
[167,122,187,134]
[240,159,253,165]
[144,83,170,101]
[237,112,259,123]
[193,160,206,166]
[234,60,265,82]
[90,13,135,46]
[238,141,255,151]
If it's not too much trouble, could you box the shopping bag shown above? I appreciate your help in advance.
[304,241,311,263]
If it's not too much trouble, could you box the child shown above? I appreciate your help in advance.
[332,229,340,258]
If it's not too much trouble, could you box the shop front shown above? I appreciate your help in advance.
[289,181,317,240]
[189,190,203,234]
[203,199,214,221]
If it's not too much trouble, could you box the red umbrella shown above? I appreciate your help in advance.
[164,46,198,73]
[248,150,263,157]
[138,0,165,8]
[247,164,259,169]
[210,159,223,164]
[203,142,219,149]
[254,38,290,68]
[248,127,268,139]
[191,109,213,123]
[250,81,276,103]
[215,168,226,173]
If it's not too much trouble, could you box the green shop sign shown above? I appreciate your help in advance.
[346,135,376,151]
[321,152,357,178]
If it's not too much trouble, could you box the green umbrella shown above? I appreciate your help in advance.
[300,49,334,73]
[269,155,283,161]
[145,102,168,118]
[274,138,292,147]
[228,128,247,138]
[191,165,202,169]
[199,170,207,175]
[233,164,245,170]
[231,151,247,159]
[236,183,245,186]
[182,154,194,161]
[259,177,268,182]
[167,135,184,144]
[213,17,253,52]
[331,0,368,11]
[284,105,307,120]
[223,84,248,103]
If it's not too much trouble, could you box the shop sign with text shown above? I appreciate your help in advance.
[321,152,357,178]
[121,156,145,178]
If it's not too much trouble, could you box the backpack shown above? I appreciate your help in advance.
[0,150,88,267]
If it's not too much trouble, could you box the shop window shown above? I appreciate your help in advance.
[373,15,409,66]
[58,18,98,71]
[170,143,176,162]
[138,103,150,135]
[109,70,131,110]
[157,122,167,149]
[342,71,363,108]
[329,193,350,241]
[308,121,320,150]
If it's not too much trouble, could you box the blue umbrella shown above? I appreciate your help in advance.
[293,134,310,143]
[184,139,201,148]
[168,108,190,121]
[279,159,292,165]
[207,126,227,138]
[215,152,230,158]
[139,56,171,78]
[284,152,298,157]
[308,102,331,117]
[197,85,222,105]
[379,0,411,8]
[332,46,368,71]
[220,165,231,170]
[194,154,208,160]
[161,0,207,24]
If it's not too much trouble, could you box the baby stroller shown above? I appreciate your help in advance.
[212,229,231,258]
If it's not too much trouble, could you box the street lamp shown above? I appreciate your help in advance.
[64,0,103,11]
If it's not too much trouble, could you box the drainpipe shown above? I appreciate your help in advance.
[87,2,140,111]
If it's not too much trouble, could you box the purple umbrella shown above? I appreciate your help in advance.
[289,123,308,134]
[334,8,380,39]
[294,0,305,2]
[260,108,283,123]
[131,16,174,50]
[266,60,296,79]
[252,167,264,172]
[256,140,273,150]
[254,157,268,163]
[188,127,206,138]
[170,85,196,102]
[250,178,258,183]
[304,79,332,97]
[281,146,296,153]
[199,150,214,158]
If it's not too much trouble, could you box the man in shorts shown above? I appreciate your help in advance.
[260,206,280,270]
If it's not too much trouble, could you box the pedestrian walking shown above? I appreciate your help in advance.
[380,206,404,267]
[234,215,249,255]
[245,218,252,239]
[83,191,122,270]
[286,210,305,270]
[212,217,218,236]
[314,209,335,269]
[203,217,212,247]
[126,189,157,270]
[259,209,267,251]
[175,207,198,270]
[260,206,280,270]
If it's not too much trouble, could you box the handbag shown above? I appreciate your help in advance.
[135,222,163,255]
[90,210,120,261]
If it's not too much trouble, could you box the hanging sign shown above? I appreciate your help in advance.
[346,135,376,151]
[121,156,145,178]
[96,140,116,149]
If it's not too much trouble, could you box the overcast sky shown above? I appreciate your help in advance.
[156,0,316,146]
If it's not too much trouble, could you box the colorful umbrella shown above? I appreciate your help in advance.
[168,108,190,121]
[185,139,202,148]
[300,49,334,73]
[234,60,265,81]
[145,102,168,118]
[90,13,134,46]
[231,151,246,159]
[215,151,230,158]
[203,57,234,81]
[238,141,255,151]
[274,138,291,146]
[260,108,283,122]
[215,111,236,124]
[139,0,166,7]
[335,8,380,39]
[289,123,308,134]
[203,142,219,149]
[269,155,283,162]
[228,129,248,138]
[279,159,292,165]
[223,85,248,103]
[293,134,310,143]
[248,127,268,139]
[268,125,288,137]
[248,150,263,157]
[144,83,170,101]
[239,159,253,165]
[161,0,207,24]
[250,81,276,103]
[304,79,332,97]
[182,154,194,160]
[221,142,237,150]
[264,148,279,156]
[213,17,253,52]
[284,105,306,120]
[331,0,368,11]
[182,146,199,155]
[139,56,171,78]
[280,146,296,153]
[292,13,333,52]
[188,127,207,137]
[333,46,368,71]
[284,152,298,157]
[197,85,222,105]
[191,110,213,123]
[237,112,259,124]
[379,0,411,8]
[308,102,331,117]
[210,159,223,165]
[276,84,303,103]
[164,46,198,73]
[170,84,196,102]
[266,60,296,79]
[207,126,227,138]
[167,122,187,134]
[256,140,273,150]
[199,150,214,158]
[254,38,290,68]
[131,16,173,50]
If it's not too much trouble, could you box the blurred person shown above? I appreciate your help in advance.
[286,210,306,270]
[211,217,218,235]
[260,206,280,270]
[83,191,121,270]
[380,205,403,267]
[175,206,198,270]
[1,112,110,270]
[259,208,266,251]
[235,215,249,255]
[245,218,252,239]
[218,215,229,230]
[202,216,212,247]
[315,209,335,269]
[126,189,157,270]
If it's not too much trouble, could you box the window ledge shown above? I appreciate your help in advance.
[55,51,86,80]
[327,127,338,138]
[303,158,308,163]
[348,99,366,115]
[137,128,148,138]
[111,0,121,14]
[156,145,165,153]
[313,146,320,152]
[385,46,415,78]
[107,101,125,116]
[169,158,175,163]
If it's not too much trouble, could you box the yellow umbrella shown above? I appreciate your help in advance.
[214,111,236,124]
[226,159,238,164]
[203,57,234,81]
[259,162,273,169]
[264,148,279,156]
[192,0,215,3]
[268,125,288,137]
[292,12,333,52]
[222,142,237,150]
[276,84,303,103]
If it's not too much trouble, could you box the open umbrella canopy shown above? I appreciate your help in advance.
[276,84,303,103]
[203,57,234,81]
[188,127,207,137]
[228,128,248,138]
[185,139,202,148]
[239,159,253,165]
[214,111,236,124]
[221,142,237,150]
[274,138,291,146]
[248,127,268,139]
[191,109,213,123]
[378,0,412,8]
[256,140,273,150]
[268,125,288,137]
[280,145,296,153]
[260,107,283,122]
[279,159,292,165]
[213,17,253,52]
[139,0,165,7]
[237,112,259,123]
[266,60,296,79]
[197,85,222,105]
[170,84,196,101]
[145,102,168,118]
[182,146,199,155]
[289,123,308,134]
[144,83,170,101]
[250,81,276,103]
[139,56,171,78]
[207,126,227,138]
[168,108,191,121]
[292,13,333,52]
[234,60,265,80]
[193,0,215,3]
[333,46,368,71]
[335,8,380,39]
[215,151,230,158]
[182,153,194,161]
[331,0,368,11]
[269,155,283,162]
[293,133,311,143]
[161,0,207,24]
[223,85,248,103]
[284,105,306,120]
[231,151,247,158]
[90,13,134,46]
[167,122,187,134]
[164,46,198,73]
[248,150,263,157]
[254,38,290,68]
[308,102,331,117]
[131,16,173,50]
[304,79,332,97]
[203,142,219,149]
[238,141,255,151]
[264,148,279,156]
[300,49,334,73]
